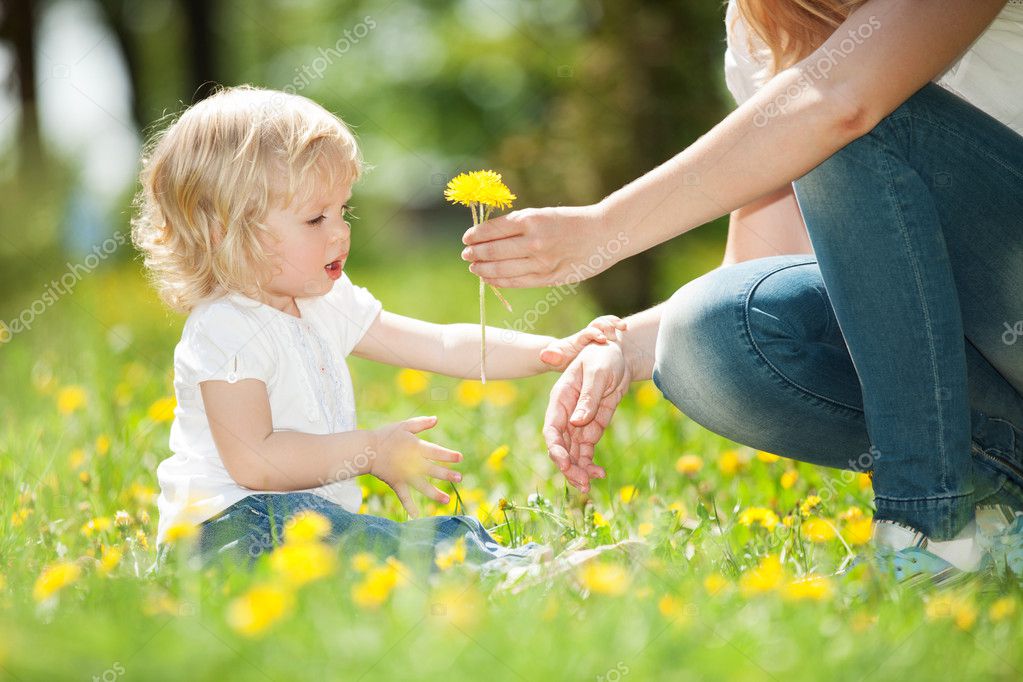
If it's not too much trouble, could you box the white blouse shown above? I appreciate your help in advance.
[724,0,1023,135]
[155,272,382,547]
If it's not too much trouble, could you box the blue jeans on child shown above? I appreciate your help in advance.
[165,492,548,574]
[653,83,1023,541]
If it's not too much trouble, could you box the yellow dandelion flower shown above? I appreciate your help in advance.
[703,573,730,596]
[635,382,661,410]
[780,469,799,489]
[68,448,87,469]
[989,596,1016,621]
[578,562,630,596]
[351,552,376,573]
[456,380,485,407]
[444,170,516,210]
[738,507,780,530]
[718,450,744,476]
[925,593,977,631]
[637,522,654,537]
[56,385,87,415]
[99,545,123,574]
[135,529,149,550]
[33,561,82,602]
[844,517,873,545]
[269,542,337,586]
[783,575,833,601]
[485,444,510,473]
[782,515,795,527]
[668,501,687,519]
[351,563,401,609]
[285,510,332,544]
[756,450,781,463]
[801,517,837,542]
[799,495,822,516]
[435,537,467,571]
[592,511,610,528]
[227,583,294,637]
[839,506,864,521]
[396,369,429,395]
[95,434,111,456]
[483,381,518,406]
[658,594,683,618]
[619,485,639,504]
[674,454,703,476]
[129,482,157,506]
[858,472,872,490]
[11,508,31,526]
[739,554,784,596]
[164,521,198,544]
[147,396,177,423]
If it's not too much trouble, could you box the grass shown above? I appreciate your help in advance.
[1,247,1021,682]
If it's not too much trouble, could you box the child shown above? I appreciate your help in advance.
[131,85,623,573]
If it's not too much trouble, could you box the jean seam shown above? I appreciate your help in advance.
[742,259,864,415]
[874,491,972,504]
[877,140,954,494]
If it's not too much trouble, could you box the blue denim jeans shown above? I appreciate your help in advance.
[155,492,548,575]
[653,83,1023,541]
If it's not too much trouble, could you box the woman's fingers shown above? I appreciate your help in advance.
[468,257,537,281]
[462,214,524,246]
[461,236,532,263]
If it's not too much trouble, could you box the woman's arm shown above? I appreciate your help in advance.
[351,311,624,379]
[722,185,812,266]
[462,0,1007,287]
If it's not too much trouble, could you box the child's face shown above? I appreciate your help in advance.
[260,183,352,310]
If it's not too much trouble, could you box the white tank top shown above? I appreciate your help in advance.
[724,0,1023,135]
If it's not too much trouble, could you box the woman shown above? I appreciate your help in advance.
[461,0,1023,583]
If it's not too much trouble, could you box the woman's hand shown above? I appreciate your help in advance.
[543,341,632,492]
[369,416,463,518]
[461,204,624,288]
[538,315,628,371]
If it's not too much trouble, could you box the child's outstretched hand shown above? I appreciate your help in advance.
[369,416,463,518]
[539,315,628,371]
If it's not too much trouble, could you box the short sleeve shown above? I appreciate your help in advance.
[723,0,766,106]
[177,303,278,386]
[307,272,383,356]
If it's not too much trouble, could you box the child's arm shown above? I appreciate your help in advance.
[351,311,626,379]
[200,379,461,517]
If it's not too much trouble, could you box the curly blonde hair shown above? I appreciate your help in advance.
[733,0,869,75]
[131,85,362,313]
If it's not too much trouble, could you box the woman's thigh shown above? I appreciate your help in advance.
[653,255,1023,474]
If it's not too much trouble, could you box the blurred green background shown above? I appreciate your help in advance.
[0,0,733,322]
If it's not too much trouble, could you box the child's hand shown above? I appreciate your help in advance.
[369,416,463,518]
[539,315,628,371]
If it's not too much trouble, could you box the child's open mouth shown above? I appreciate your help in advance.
[324,260,342,281]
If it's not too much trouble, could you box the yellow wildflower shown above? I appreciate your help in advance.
[444,170,516,209]
[799,495,822,516]
[780,469,799,489]
[351,552,376,573]
[95,434,111,456]
[164,521,198,544]
[483,381,518,406]
[989,596,1016,622]
[858,473,872,490]
[396,368,429,395]
[674,454,703,476]
[578,562,630,596]
[703,573,730,596]
[269,542,337,586]
[592,511,610,528]
[33,561,82,602]
[68,448,87,469]
[718,450,744,476]
[637,522,654,537]
[739,554,784,596]
[668,501,687,519]
[925,593,977,631]
[738,507,780,530]
[99,545,123,574]
[435,537,467,571]
[285,510,332,544]
[783,575,833,601]
[844,517,873,545]
[456,380,485,407]
[619,485,639,504]
[431,585,483,630]
[635,382,661,410]
[801,517,837,542]
[486,444,510,472]
[352,561,403,609]
[11,508,31,526]
[56,385,87,415]
[756,450,781,463]
[227,583,294,637]
[147,396,177,422]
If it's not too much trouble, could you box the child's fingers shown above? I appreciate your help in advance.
[426,463,461,483]
[393,482,420,519]
[411,477,450,505]
[401,415,438,434]
[539,347,566,367]
[422,442,462,463]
